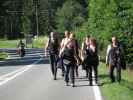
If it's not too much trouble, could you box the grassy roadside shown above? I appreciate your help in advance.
[0,36,48,48]
[33,36,48,48]
[0,52,8,60]
[99,63,133,100]
[0,39,18,48]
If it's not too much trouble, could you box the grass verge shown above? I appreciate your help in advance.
[33,36,48,48]
[0,52,8,60]
[0,36,48,49]
[99,63,133,100]
[0,39,18,48]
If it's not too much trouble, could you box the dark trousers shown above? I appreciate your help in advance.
[60,57,65,76]
[109,64,121,82]
[86,65,98,84]
[75,64,79,77]
[49,54,58,79]
[64,63,75,84]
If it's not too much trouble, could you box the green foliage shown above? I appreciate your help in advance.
[21,16,31,36]
[33,36,48,48]
[87,0,133,65]
[56,0,86,34]
[0,39,18,48]
[0,0,24,39]
[21,0,33,36]
[121,35,133,65]
[0,52,8,60]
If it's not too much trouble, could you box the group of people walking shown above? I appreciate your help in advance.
[45,31,126,87]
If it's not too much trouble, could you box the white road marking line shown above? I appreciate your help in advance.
[0,67,26,79]
[0,58,42,86]
[92,72,103,100]
[0,53,43,79]
[93,85,103,100]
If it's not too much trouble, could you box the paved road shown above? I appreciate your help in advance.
[0,48,47,75]
[0,49,102,100]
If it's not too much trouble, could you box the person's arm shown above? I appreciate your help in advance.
[76,40,81,55]
[57,39,61,53]
[60,39,65,49]
[106,44,111,66]
[17,42,20,48]
[59,38,70,56]
[73,39,81,64]
[59,39,64,57]
[81,42,85,61]
[120,44,124,55]
[44,38,50,56]
[45,38,50,49]
[23,43,25,47]
[73,40,78,57]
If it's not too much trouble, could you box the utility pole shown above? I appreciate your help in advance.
[33,0,39,37]
[35,2,39,37]
[33,0,49,37]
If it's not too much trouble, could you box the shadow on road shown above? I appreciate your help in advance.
[75,84,90,87]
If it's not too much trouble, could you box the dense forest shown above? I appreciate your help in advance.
[0,0,133,65]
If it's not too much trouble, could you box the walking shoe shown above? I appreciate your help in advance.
[62,73,64,77]
[70,83,75,87]
[72,84,75,87]
[86,73,88,78]
[76,73,79,78]
[89,82,92,86]
[53,77,57,80]
[66,82,69,86]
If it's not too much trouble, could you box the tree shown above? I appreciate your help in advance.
[56,0,86,33]
[21,0,33,37]
[87,0,133,64]
[0,0,23,39]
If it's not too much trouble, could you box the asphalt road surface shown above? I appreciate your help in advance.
[0,49,102,100]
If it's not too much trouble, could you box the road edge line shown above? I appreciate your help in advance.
[92,72,103,100]
[0,58,42,86]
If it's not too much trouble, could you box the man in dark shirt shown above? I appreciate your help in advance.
[106,36,125,83]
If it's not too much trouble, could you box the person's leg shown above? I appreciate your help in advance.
[89,66,92,85]
[64,64,70,85]
[82,62,88,78]
[75,64,79,77]
[109,65,115,82]
[53,55,58,80]
[86,66,89,78]
[49,54,54,76]
[93,65,98,84]
[70,64,75,87]
[61,57,65,77]
[116,63,121,83]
